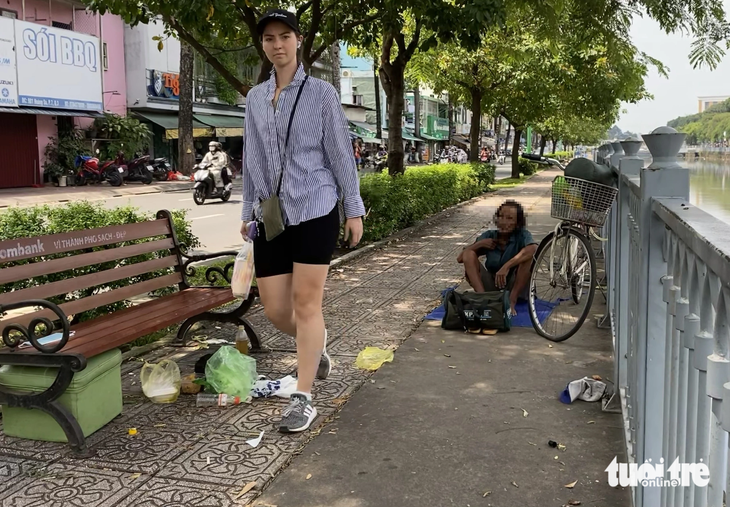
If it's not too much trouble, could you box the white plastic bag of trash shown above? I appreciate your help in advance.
[559,376,606,404]
[140,359,181,403]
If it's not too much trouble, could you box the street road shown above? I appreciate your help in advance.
[102,186,246,255]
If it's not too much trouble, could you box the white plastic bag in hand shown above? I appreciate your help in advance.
[232,240,255,297]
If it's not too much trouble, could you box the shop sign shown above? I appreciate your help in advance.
[14,20,102,110]
[148,70,180,100]
[0,17,18,107]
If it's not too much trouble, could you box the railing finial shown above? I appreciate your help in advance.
[643,126,686,170]
[621,136,643,158]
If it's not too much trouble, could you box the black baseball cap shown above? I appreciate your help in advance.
[257,9,300,36]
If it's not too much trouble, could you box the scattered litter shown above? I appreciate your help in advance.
[521,408,528,418]
[251,375,297,399]
[488,359,492,363]
[355,347,394,370]
[566,501,581,506]
[565,480,578,489]
[141,360,181,403]
[414,348,420,351]
[548,440,558,448]
[130,473,141,480]
[314,452,320,456]
[448,366,456,369]
[246,430,265,448]
[128,428,137,436]
[558,444,567,452]
[306,474,312,480]
[215,326,222,330]
[560,377,607,404]
[377,386,387,390]
[555,456,559,460]
[483,490,492,497]
[206,346,257,398]
[591,375,602,381]
[587,421,596,424]
[511,481,519,488]
[206,457,211,465]
[559,461,566,466]
[548,344,553,348]
[444,354,451,358]
[153,424,166,428]
[528,442,537,446]
[441,340,445,343]
[235,482,257,500]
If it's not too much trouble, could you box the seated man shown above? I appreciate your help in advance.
[457,200,538,315]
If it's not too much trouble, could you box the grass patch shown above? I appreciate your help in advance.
[490,175,530,190]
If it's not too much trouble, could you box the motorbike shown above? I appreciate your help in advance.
[150,157,171,181]
[114,153,153,184]
[192,161,232,205]
[74,155,124,187]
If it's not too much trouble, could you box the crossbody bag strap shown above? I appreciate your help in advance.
[275,75,309,197]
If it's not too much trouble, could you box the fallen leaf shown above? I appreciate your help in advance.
[559,461,566,466]
[130,473,141,480]
[483,490,492,497]
[306,474,312,480]
[565,480,577,489]
[521,408,528,418]
[235,482,257,500]
[127,428,137,436]
[153,424,166,428]
[592,375,602,381]
[511,481,519,488]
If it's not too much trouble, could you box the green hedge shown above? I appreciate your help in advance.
[518,158,540,176]
[544,151,574,159]
[0,202,200,323]
[360,162,495,243]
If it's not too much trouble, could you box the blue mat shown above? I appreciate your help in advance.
[425,288,558,328]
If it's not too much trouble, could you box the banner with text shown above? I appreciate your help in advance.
[14,20,102,111]
[0,17,18,108]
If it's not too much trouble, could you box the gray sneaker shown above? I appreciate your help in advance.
[279,393,318,433]
[316,329,332,380]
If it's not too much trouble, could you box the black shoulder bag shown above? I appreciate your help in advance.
[259,75,309,241]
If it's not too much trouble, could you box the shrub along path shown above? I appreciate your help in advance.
[1,168,557,506]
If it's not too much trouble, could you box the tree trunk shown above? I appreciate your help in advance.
[373,62,383,140]
[539,136,547,156]
[469,88,482,162]
[178,42,195,175]
[330,41,341,96]
[495,116,501,145]
[511,128,522,179]
[380,63,406,175]
[504,123,511,154]
[552,138,557,154]
[413,86,421,138]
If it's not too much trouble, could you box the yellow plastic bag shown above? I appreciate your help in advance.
[140,359,181,403]
[355,347,394,371]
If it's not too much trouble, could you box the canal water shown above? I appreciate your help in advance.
[685,160,730,226]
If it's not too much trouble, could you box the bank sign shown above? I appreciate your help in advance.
[14,20,102,111]
[0,17,18,107]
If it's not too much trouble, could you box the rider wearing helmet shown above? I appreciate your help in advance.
[202,141,232,189]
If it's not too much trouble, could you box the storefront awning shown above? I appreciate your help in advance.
[0,107,104,117]
[418,132,442,141]
[382,129,423,143]
[194,114,244,137]
[134,112,214,140]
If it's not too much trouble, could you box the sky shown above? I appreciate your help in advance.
[620,2,730,134]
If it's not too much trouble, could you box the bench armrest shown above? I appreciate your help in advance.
[0,300,71,354]
[181,250,238,286]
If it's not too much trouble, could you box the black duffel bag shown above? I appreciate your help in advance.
[441,290,511,332]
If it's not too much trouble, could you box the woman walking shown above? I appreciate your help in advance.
[240,9,365,433]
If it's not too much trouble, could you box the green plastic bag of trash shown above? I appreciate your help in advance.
[355,347,394,370]
[205,346,257,398]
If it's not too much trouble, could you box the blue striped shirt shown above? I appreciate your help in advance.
[241,64,366,225]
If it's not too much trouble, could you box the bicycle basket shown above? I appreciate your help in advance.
[551,176,618,227]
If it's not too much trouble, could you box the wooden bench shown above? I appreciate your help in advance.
[0,210,262,455]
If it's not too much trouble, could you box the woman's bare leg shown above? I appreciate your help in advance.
[256,274,296,336]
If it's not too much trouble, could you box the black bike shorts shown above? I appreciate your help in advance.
[253,206,340,278]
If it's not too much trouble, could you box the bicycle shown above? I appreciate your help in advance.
[520,153,618,342]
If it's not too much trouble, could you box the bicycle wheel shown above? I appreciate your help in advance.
[528,227,597,342]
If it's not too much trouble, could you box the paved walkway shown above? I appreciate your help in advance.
[0,168,629,506]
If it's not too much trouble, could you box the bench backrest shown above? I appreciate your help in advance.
[0,210,185,331]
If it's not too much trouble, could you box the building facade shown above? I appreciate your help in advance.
[697,95,730,113]
[0,0,126,188]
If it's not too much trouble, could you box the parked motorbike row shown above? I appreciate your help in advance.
[74,152,171,187]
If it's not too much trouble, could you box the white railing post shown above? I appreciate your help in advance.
[638,126,690,507]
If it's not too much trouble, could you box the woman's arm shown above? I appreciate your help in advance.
[321,84,365,219]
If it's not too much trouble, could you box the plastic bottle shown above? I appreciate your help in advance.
[235,325,250,355]
[196,393,242,407]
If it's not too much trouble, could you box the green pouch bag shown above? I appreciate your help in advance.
[260,195,285,241]
[442,290,511,332]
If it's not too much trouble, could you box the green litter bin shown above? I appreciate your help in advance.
[0,348,123,442]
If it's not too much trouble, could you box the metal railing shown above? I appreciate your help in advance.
[599,127,730,507]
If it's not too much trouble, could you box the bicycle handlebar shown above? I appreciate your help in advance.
[520,153,565,171]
